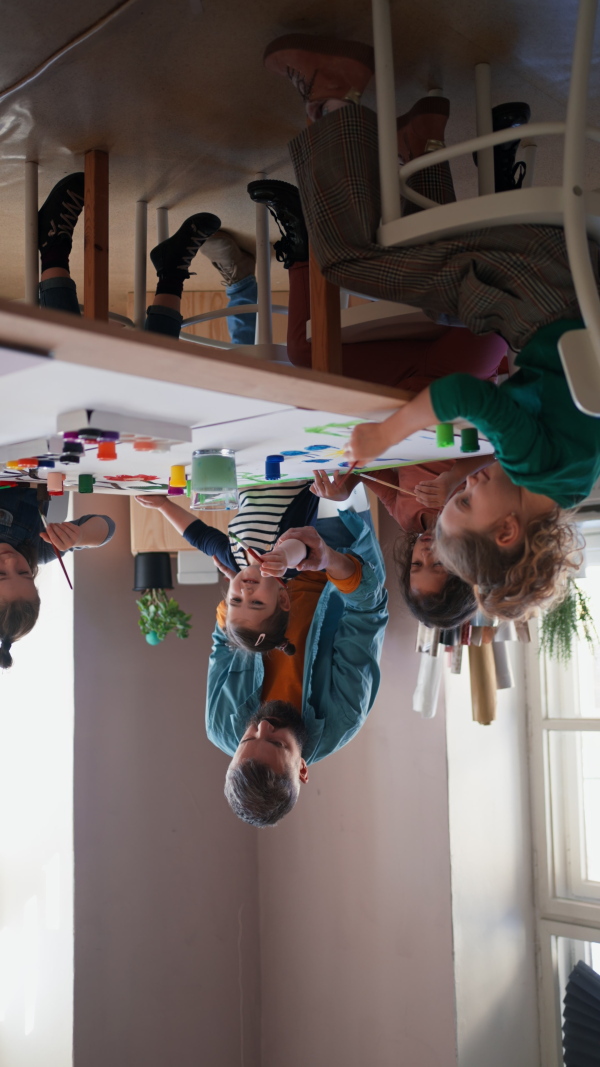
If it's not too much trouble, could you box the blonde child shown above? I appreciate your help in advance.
[135,480,320,654]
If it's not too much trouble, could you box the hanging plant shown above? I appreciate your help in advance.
[539,578,598,664]
[136,589,192,645]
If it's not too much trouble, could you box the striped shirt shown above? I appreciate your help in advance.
[228,481,313,569]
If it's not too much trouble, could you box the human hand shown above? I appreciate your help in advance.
[259,547,289,578]
[345,421,389,467]
[413,473,454,508]
[212,555,237,581]
[40,521,85,551]
[277,526,331,572]
[135,494,168,508]
[310,468,357,501]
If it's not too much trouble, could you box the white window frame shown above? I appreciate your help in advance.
[525,624,600,1067]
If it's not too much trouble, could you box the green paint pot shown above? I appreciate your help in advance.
[145,631,163,645]
[190,449,238,511]
[436,423,454,448]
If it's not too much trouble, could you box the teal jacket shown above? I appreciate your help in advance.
[205,511,389,764]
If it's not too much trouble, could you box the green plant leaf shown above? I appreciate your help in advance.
[539,578,598,664]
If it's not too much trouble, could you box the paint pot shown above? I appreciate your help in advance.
[460,427,479,453]
[133,552,173,591]
[167,485,185,496]
[37,458,55,468]
[78,474,95,494]
[47,472,65,496]
[133,438,155,452]
[435,423,454,448]
[169,465,187,488]
[265,454,284,480]
[190,449,238,511]
[97,440,117,461]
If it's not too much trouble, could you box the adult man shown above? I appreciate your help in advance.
[207,513,389,827]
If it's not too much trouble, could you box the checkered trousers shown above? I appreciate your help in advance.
[289,105,593,351]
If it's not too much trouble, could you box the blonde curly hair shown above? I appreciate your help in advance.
[435,507,582,622]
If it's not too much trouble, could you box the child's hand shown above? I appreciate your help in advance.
[40,521,85,551]
[259,548,288,578]
[277,527,330,572]
[212,556,237,581]
[135,494,168,508]
[310,469,356,501]
[413,473,455,508]
[345,421,389,467]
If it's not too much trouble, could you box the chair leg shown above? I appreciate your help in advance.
[134,200,147,329]
[84,149,109,320]
[372,0,402,226]
[475,63,495,196]
[254,174,273,345]
[156,205,169,244]
[309,247,342,374]
[24,160,39,305]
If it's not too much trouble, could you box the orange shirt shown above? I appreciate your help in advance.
[216,557,362,712]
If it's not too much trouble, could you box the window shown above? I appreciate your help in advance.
[526,520,600,1067]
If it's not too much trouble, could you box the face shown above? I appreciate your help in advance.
[439,462,522,541]
[410,534,448,596]
[229,707,309,784]
[226,564,289,630]
[0,544,37,605]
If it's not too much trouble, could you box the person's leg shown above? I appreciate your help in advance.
[396,96,456,217]
[199,230,257,344]
[38,173,84,315]
[259,192,507,387]
[144,212,221,337]
[224,273,258,345]
[264,35,586,351]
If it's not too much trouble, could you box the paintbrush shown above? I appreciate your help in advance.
[39,511,73,590]
[358,472,418,498]
[229,532,287,586]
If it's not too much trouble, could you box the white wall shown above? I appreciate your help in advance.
[0,552,74,1067]
[445,646,540,1067]
[72,497,261,1067]
[257,507,458,1067]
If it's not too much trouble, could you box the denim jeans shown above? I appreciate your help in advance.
[38,276,257,345]
[39,276,81,314]
[225,274,257,345]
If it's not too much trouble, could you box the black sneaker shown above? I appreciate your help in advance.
[150,212,222,278]
[247,180,309,268]
[38,172,85,252]
[473,102,531,192]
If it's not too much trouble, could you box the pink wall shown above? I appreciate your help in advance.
[72,496,261,1067]
[256,507,458,1067]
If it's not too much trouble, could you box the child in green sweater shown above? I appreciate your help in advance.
[347,320,592,620]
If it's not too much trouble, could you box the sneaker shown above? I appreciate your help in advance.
[473,102,531,192]
[263,34,374,121]
[247,180,309,268]
[200,230,255,287]
[38,172,85,252]
[150,212,221,278]
[396,96,450,163]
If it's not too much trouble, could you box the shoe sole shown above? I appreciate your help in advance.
[264,34,374,70]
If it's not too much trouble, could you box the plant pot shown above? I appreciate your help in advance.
[133,552,173,592]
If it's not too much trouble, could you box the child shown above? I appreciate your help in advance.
[0,485,115,668]
[135,480,320,653]
[310,459,491,627]
[262,33,597,620]
[345,347,588,620]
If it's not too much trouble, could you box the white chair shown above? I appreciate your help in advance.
[371,0,600,414]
